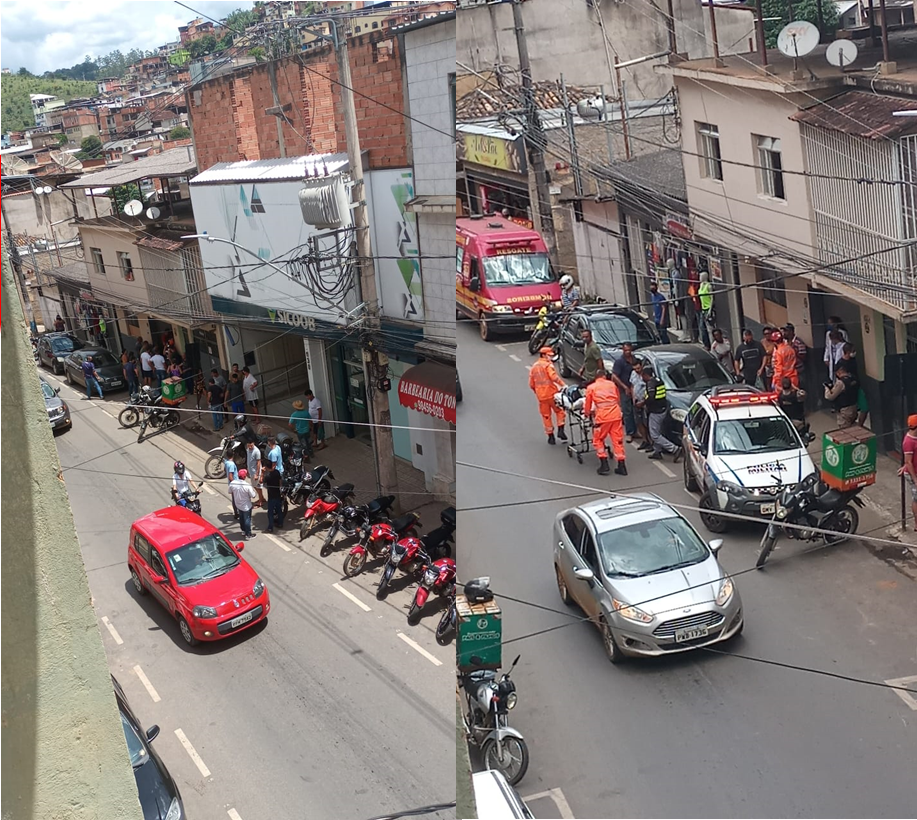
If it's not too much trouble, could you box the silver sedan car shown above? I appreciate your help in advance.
[553,493,743,663]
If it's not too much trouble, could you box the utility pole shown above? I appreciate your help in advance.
[266,58,288,158]
[511,0,558,268]
[333,19,400,505]
[560,76,582,197]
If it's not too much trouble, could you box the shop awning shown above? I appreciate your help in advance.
[398,361,456,425]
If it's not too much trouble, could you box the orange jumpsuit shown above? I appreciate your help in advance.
[771,341,799,388]
[584,378,626,462]
[529,358,567,436]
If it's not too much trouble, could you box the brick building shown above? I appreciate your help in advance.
[186,29,408,172]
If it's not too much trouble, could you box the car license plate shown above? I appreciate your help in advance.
[675,626,709,643]
[230,611,254,629]
[524,323,537,331]
[761,503,776,515]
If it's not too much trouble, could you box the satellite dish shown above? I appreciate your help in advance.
[41,186,54,195]
[145,206,161,220]
[576,96,608,119]
[49,151,83,172]
[1,154,31,175]
[776,21,820,60]
[826,39,858,68]
[123,199,143,217]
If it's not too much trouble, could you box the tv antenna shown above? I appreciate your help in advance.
[826,39,858,70]
[123,199,143,217]
[776,21,820,71]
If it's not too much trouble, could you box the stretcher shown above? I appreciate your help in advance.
[554,386,592,464]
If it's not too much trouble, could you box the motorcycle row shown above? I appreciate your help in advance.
[201,422,459,636]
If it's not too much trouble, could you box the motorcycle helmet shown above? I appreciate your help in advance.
[464,577,493,604]
[559,274,574,290]
[174,460,185,475]
[234,414,246,426]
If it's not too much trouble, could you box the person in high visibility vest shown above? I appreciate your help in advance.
[642,365,681,460]
[770,330,798,389]
[584,368,627,476]
[698,271,714,349]
[529,346,568,445]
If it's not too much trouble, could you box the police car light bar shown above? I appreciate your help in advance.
[708,391,779,407]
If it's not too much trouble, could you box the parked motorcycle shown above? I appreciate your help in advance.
[204,434,244,479]
[281,465,334,517]
[375,532,429,601]
[407,555,455,625]
[460,654,529,786]
[298,484,356,542]
[527,306,564,355]
[171,488,202,515]
[318,494,396,558]
[435,587,456,645]
[118,389,154,429]
[756,472,865,568]
[342,511,422,578]
[136,393,180,441]
[417,506,456,561]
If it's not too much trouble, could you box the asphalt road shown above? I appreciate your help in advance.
[44,370,456,820]
[456,323,917,819]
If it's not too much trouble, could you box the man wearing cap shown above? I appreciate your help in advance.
[289,399,314,459]
[770,330,798,389]
[898,414,917,532]
[229,468,258,538]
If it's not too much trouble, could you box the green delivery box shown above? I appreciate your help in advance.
[457,594,502,672]
[821,427,877,491]
[160,377,187,404]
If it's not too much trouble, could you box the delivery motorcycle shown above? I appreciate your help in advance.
[460,654,529,786]
[756,472,865,568]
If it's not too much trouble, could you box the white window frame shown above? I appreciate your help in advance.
[117,251,135,282]
[697,122,723,181]
[90,247,105,275]
[755,135,785,200]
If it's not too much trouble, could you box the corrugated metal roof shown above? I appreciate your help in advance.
[135,234,184,252]
[60,146,196,188]
[791,91,917,140]
[190,153,350,185]
[458,80,610,122]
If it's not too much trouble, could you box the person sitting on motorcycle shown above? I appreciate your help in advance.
[559,275,580,310]
[776,377,807,434]
[233,413,259,446]
[171,461,201,502]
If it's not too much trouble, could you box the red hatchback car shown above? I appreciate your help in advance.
[128,506,270,646]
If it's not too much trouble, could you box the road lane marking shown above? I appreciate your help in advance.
[653,461,676,478]
[509,354,521,362]
[886,675,917,711]
[228,811,243,820]
[332,582,371,611]
[522,788,575,819]
[133,665,161,703]
[100,408,115,419]
[202,483,216,495]
[264,532,292,552]
[101,616,123,645]
[525,365,533,371]
[397,631,443,666]
[174,728,211,778]
[496,344,506,352]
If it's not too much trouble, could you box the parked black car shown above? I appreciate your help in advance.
[63,348,126,392]
[636,344,736,444]
[112,676,184,820]
[37,332,84,374]
[557,305,658,378]
[39,375,71,432]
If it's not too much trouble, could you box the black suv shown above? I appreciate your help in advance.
[557,305,659,378]
[37,332,84,374]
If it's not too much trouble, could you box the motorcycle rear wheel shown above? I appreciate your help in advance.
[527,330,545,355]
[756,532,777,569]
[824,506,858,545]
[343,551,366,578]
[481,736,529,787]
[204,455,226,480]
[119,407,140,428]
[165,410,180,428]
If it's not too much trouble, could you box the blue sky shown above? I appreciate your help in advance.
[0,1,255,74]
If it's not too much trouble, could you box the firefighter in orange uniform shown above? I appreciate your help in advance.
[529,346,568,445]
[770,330,798,389]
[584,367,627,476]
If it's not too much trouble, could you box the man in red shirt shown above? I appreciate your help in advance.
[584,368,627,476]
[529,347,568,445]
[897,414,917,532]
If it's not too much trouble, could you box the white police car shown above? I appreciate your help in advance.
[682,386,816,533]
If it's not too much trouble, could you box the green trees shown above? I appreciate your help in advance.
[111,183,143,215]
[76,135,103,160]
[0,75,97,132]
[168,125,191,140]
[761,0,840,47]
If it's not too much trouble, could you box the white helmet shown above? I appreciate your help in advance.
[559,275,574,290]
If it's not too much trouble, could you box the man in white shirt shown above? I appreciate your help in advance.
[243,367,260,422]
[171,460,200,501]
[305,389,325,450]
[246,440,264,506]
[229,469,258,538]
[150,348,167,386]
[629,361,651,452]
[140,347,153,387]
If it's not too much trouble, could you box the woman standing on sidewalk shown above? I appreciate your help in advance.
[898,414,917,532]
